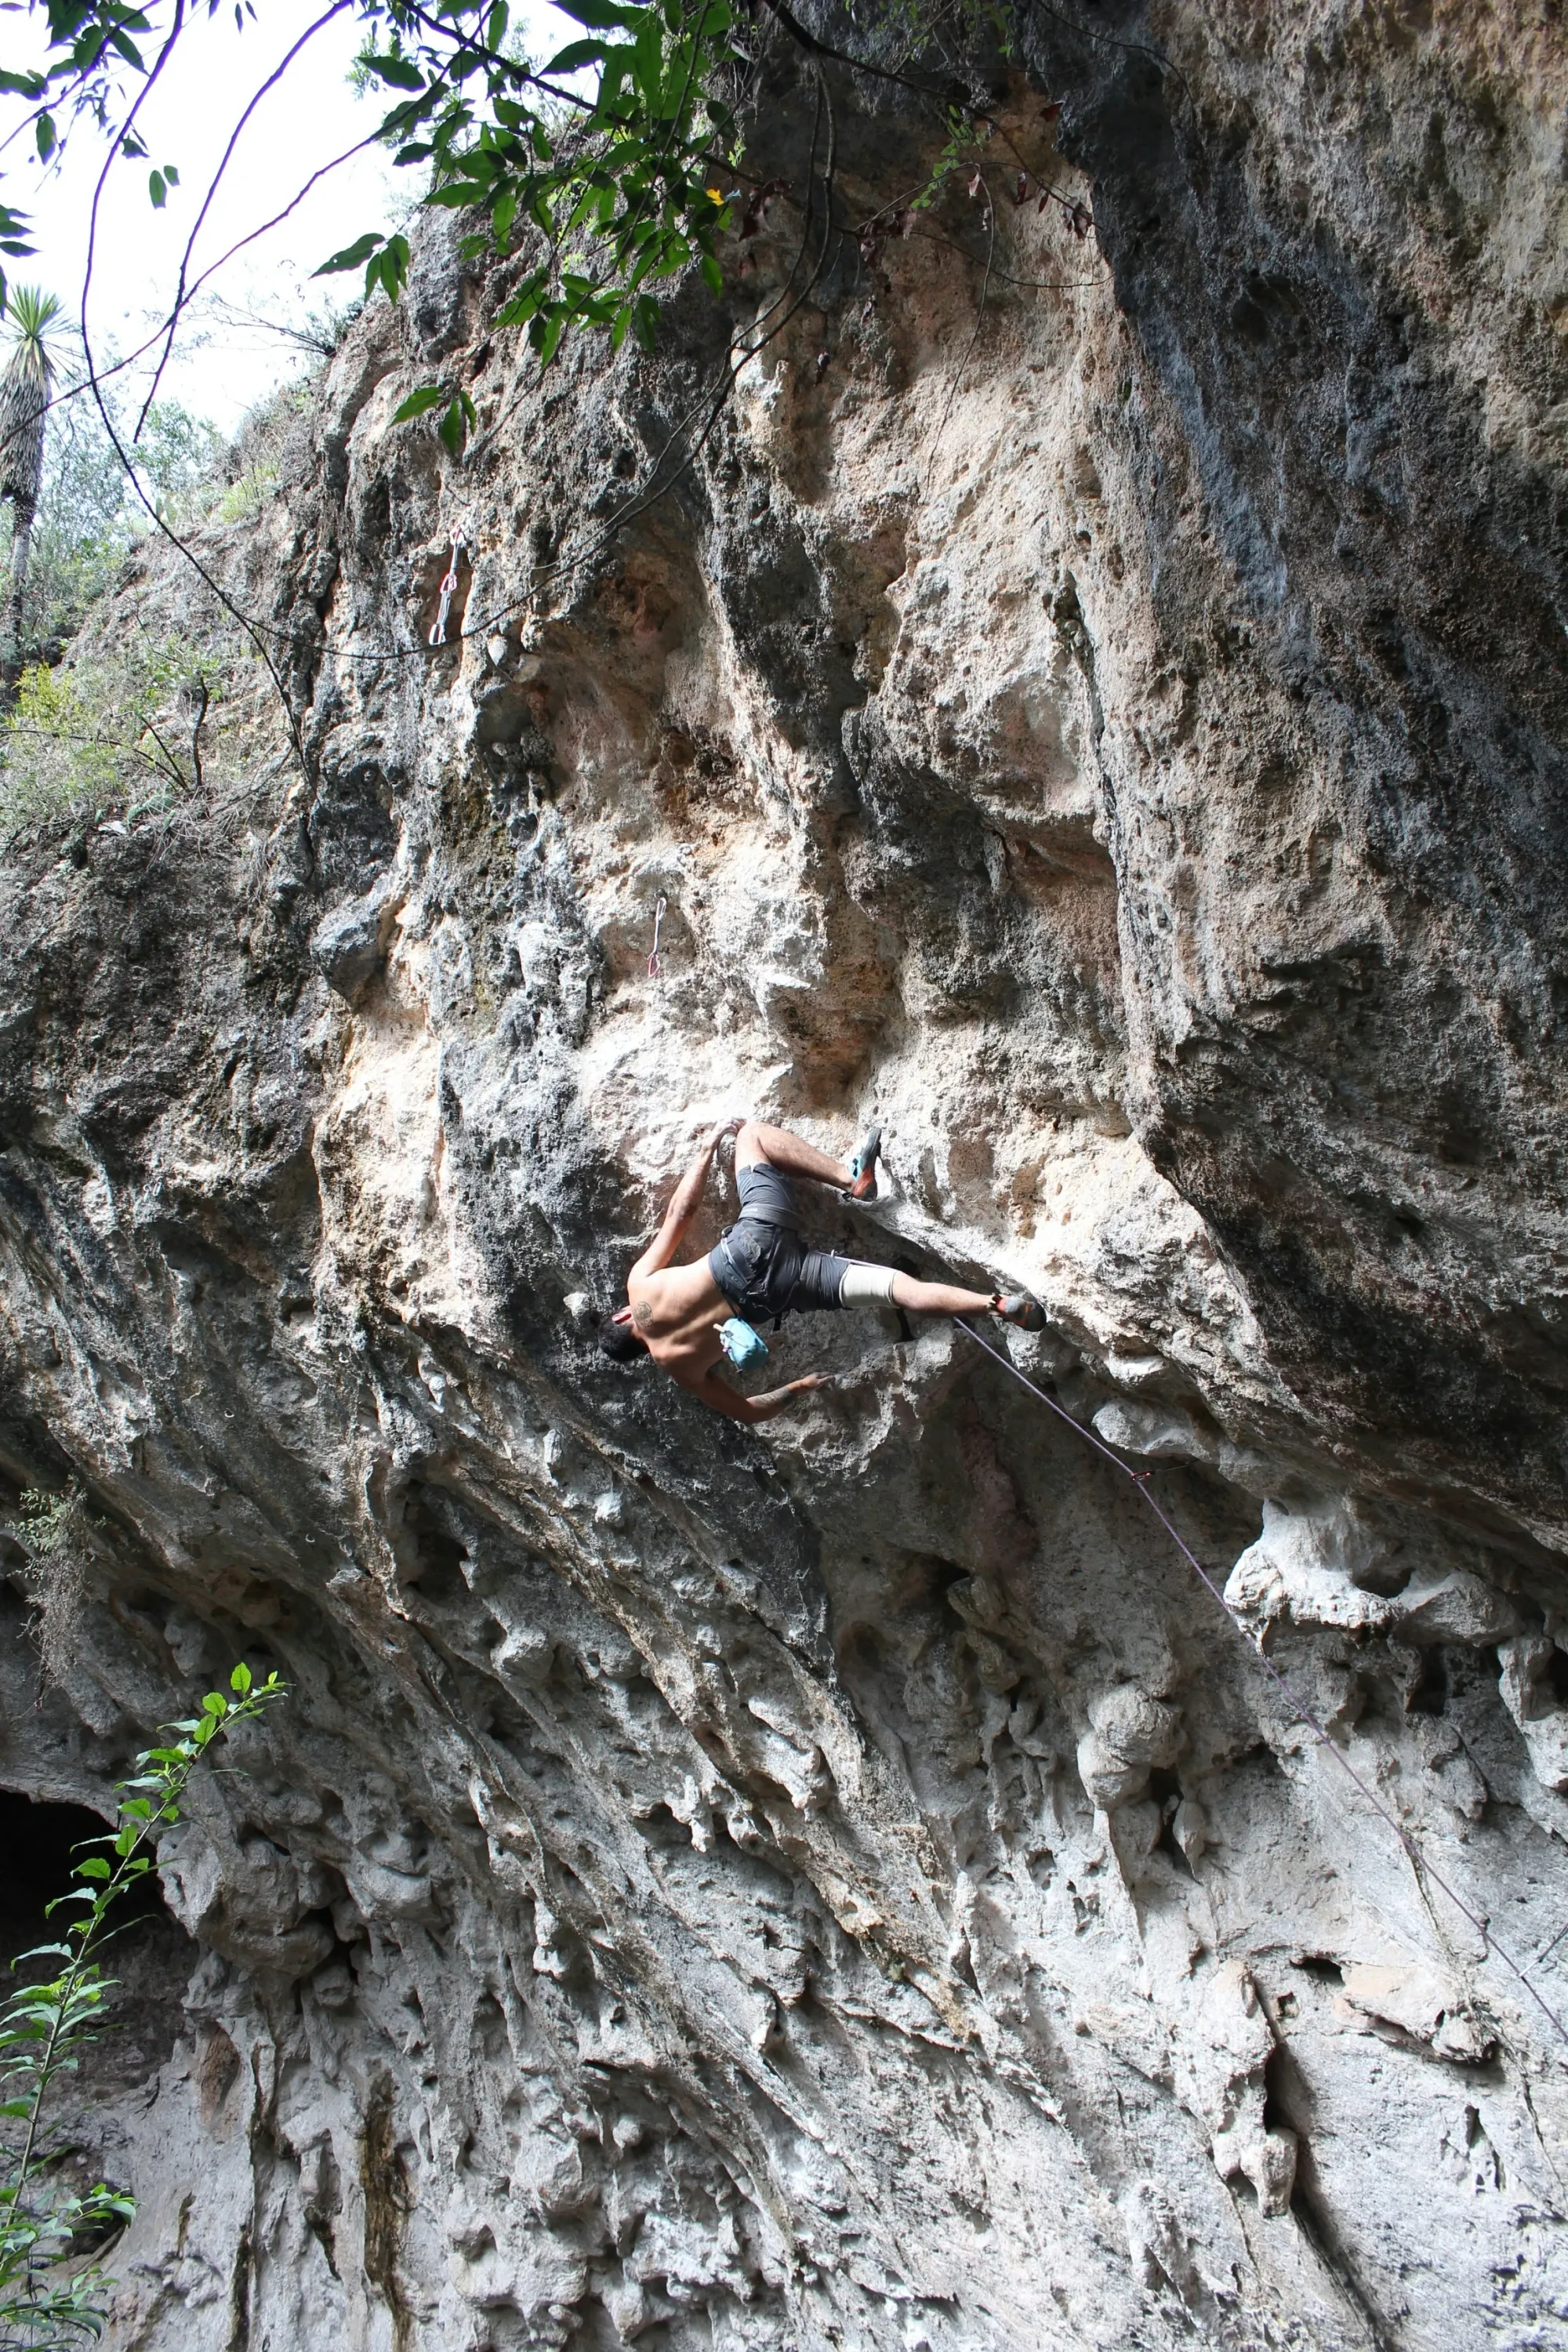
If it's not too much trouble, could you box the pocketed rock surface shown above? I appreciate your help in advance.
[2,5,1566,2347]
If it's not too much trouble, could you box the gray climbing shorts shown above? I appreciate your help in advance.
[707,1163,896,1324]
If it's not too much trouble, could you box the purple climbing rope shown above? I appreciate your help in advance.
[954,1319,1568,2049]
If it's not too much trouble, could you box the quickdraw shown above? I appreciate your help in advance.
[429,530,467,647]
[647,895,667,979]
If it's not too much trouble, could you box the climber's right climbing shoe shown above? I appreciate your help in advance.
[847,1125,882,1202]
[993,1293,1045,1332]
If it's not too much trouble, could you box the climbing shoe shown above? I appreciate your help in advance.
[847,1125,882,1202]
[993,1292,1045,1331]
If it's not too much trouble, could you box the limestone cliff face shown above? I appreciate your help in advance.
[2,6,1566,2347]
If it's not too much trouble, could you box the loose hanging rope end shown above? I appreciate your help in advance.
[429,530,467,648]
[647,895,667,979]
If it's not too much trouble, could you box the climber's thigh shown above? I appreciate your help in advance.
[734,1162,800,1224]
[837,1261,898,1308]
[788,1249,858,1314]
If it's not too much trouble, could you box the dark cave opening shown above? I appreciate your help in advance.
[0,1787,126,1970]
[1544,1642,1568,1708]
[0,1786,194,2087]
[1406,1647,1451,1716]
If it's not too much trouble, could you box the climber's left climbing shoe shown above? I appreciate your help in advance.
[847,1125,882,1203]
[993,1293,1045,1331]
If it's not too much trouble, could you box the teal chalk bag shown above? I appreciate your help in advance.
[719,1317,769,1372]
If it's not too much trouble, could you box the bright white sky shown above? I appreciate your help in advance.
[4,0,574,432]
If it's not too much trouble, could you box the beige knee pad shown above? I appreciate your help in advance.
[838,1261,898,1306]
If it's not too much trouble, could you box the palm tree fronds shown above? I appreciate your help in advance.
[2,288,63,645]
[2,286,62,397]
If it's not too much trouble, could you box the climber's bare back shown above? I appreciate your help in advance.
[624,1257,731,1386]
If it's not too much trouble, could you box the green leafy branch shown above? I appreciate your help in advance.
[314,0,750,450]
[0,1664,287,2347]
[0,0,171,312]
[4,0,1052,449]
[3,0,755,458]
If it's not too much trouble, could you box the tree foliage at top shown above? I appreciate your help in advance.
[334,0,748,406]
[1,0,761,456]
[0,0,1065,695]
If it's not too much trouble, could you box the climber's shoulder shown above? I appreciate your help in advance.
[628,1254,726,1325]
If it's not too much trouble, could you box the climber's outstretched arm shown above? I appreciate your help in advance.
[679,1370,832,1423]
[630,1119,742,1283]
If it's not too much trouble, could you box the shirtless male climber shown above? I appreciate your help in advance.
[599,1118,1044,1421]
